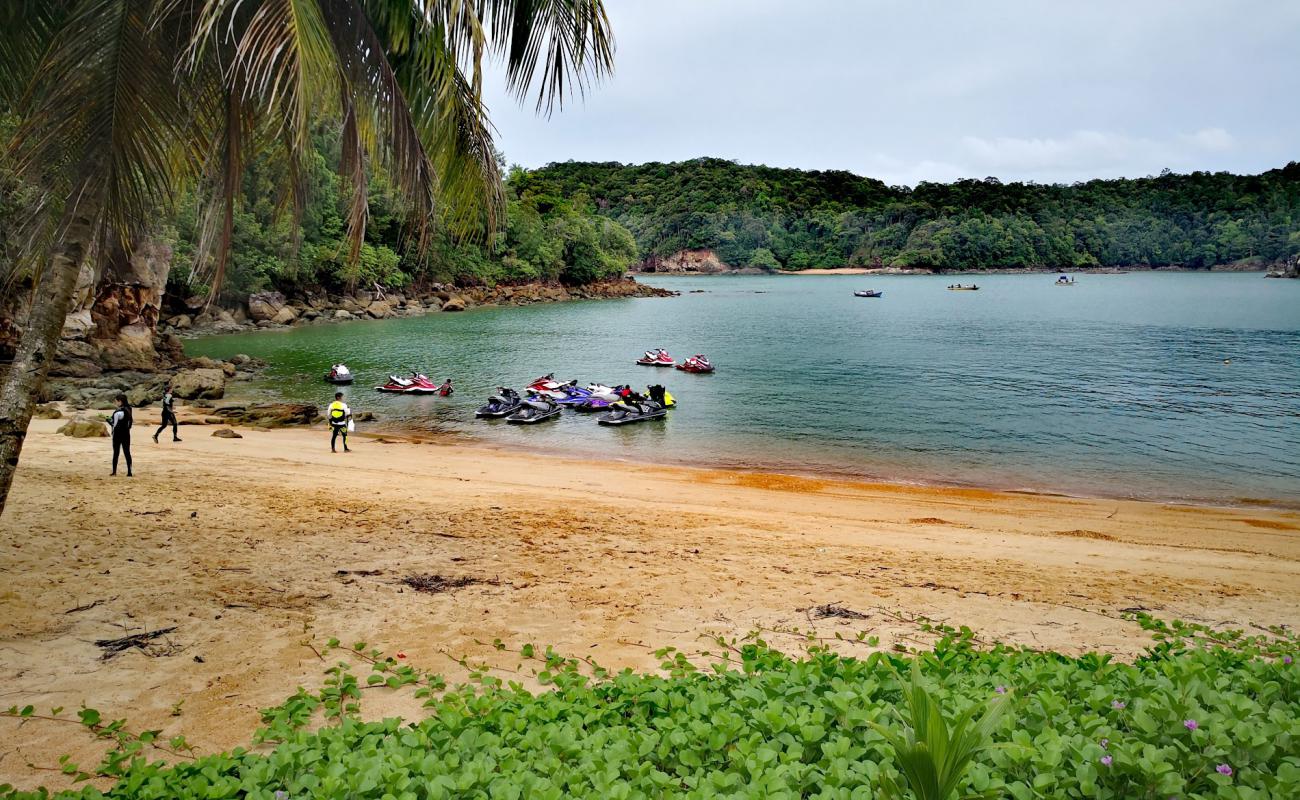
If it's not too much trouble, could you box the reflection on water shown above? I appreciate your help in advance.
[188,272,1300,505]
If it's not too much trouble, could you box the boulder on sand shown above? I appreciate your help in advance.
[58,416,108,437]
[211,428,243,439]
[33,403,63,420]
[209,402,318,427]
[171,368,226,400]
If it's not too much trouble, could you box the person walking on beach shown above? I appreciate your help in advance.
[153,383,181,443]
[108,394,133,477]
[328,392,352,453]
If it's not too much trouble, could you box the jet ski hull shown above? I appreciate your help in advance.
[375,386,438,394]
[476,404,521,418]
[505,407,562,424]
[597,407,668,426]
[636,360,676,367]
[324,375,355,384]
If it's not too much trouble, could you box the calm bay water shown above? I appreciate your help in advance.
[188,272,1300,505]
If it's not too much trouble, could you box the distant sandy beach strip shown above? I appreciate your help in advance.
[2,416,1299,789]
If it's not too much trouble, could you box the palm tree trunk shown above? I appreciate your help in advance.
[0,210,96,518]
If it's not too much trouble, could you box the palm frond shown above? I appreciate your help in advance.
[10,0,204,275]
[480,0,616,115]
[0,1,68,108]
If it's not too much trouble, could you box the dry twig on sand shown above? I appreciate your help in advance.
[401,574,499,594]
[94,627,178,659]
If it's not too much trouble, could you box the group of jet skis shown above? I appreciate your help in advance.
[477,374,676,426]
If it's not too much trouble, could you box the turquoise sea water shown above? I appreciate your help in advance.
[187,272,1300,505]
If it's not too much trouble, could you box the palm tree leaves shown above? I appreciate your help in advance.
[3,0,616,297]
[4,0,206,285]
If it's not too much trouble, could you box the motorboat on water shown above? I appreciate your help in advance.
[324,363,354,384]
[636,348,676,367]
[476,388,523,418]
[1055,275,1077,285]
[505,396,563,424]
[853,290,883,298]
[676,355,714,374]
[597,385,675,426]
[947,284,980,291]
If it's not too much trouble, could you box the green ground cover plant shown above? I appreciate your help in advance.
[2,615,1297,799]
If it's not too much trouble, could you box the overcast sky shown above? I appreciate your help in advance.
[480,0,1300,186]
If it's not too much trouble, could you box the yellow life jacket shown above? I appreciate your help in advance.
[328,400,348,424]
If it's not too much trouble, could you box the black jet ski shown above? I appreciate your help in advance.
[505,396,562,424]
[476,388,523,418]
[597,386,674,426]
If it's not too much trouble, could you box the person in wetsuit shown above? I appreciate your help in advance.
[328,392,352,452]
[153,384,181,443]
[108,393,133,476]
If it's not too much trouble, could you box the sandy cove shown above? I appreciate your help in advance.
[2,417,1299,789]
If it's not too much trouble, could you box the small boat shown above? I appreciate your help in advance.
[853,290,883,298]
[947,284,980,291]
[1055,275,1077,285]
[324,364,354,384]
[636,349,676,367]
[676,355,715,374]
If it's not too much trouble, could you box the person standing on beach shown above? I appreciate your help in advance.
[108,394,133,477]
[153,384,181,443]
[328,392,352,453]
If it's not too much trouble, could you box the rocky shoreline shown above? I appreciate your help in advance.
[166,277,675,338]
[37,277,674,418]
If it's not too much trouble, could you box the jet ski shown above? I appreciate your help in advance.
[636,349,676,367]
[552,385,595,406]
[597,385,675,426]
[324,364,355,384]
[676,355,714,374]
[476,388,522,418]
[505,396,562,424]
[375,374,439,394]
[586,383,623,401]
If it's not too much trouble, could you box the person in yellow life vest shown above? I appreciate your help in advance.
[328,392,352,453]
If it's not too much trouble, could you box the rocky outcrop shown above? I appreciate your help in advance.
[247,291,287,322]
[639,248,732,274]
[171,368,226,400]
[1266,255,1299,278]
[208,402,319,427]
[58,416,108,437]
[162,278,674,338]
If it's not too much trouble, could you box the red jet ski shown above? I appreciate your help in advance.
[636,349,675,367]
[375,372,439,394]
[676,355,714,374]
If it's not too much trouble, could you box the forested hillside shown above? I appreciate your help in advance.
[515,158,1300,271]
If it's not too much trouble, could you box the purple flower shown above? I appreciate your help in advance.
[1111,700,1126,710]
[1216,764,1232,776]
[1099,738,1109,749]
[1100,755,1113,767]
[274,792,288,800]
[1285,656,1293,665]
[1183,719,1198,731]
[995,685,1007,695]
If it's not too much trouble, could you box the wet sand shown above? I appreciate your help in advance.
[2,416,1298,789]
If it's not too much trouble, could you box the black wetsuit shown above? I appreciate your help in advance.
[110,407,133,476]
[154,391,180,441]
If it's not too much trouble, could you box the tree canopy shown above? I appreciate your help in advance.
[516,158,1300,270]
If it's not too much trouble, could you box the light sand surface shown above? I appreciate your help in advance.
[2,417,1299,788]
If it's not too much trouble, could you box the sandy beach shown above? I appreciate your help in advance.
[2,415,1299,789]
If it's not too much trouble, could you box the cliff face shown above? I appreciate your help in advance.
[638,248,732,274]
[54,239,180,377]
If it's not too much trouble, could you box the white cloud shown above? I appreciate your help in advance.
[1182,128,1235,152]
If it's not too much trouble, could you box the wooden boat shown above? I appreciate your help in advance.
[853,290,883,298]
[947,284,980,291]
